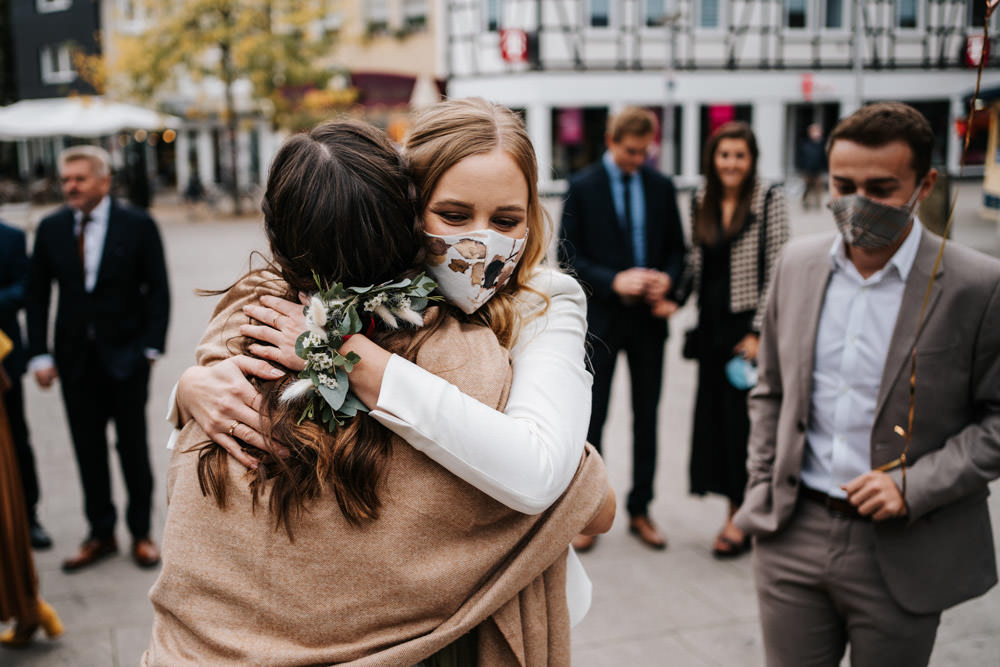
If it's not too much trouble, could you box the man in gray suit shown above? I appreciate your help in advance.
[735,102,1000,666]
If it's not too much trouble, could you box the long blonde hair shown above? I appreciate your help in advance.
[404,97,550,347]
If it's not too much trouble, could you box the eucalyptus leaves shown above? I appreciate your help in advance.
[282,272,439,432]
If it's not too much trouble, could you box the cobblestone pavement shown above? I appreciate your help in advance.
[1,182,998,665]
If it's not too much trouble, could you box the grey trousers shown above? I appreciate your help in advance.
[752,499,941,667]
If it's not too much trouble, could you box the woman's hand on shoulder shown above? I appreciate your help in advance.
[240,294,309,372]
[177,355,285,469]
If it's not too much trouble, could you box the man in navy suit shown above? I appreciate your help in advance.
[0,219,52,549]
[27,146,170,571]
[559,107,686,551]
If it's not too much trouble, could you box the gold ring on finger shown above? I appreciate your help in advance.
[228,421,239,437]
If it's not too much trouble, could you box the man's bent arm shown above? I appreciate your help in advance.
[899,276,1000,522]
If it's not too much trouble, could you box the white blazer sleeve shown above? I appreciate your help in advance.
[165,382,181,450]
[370,268,593,514]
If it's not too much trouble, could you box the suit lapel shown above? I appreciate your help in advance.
[797,243,833,404]
[95,201,123,289]
[54,209,87,283]
[874,229,944,420]
[639,168,661,256]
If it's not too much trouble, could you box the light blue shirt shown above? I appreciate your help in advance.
[800,220,923,498]
[602,152,647,267]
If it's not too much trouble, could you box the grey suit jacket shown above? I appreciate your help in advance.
[734,227,1000,614]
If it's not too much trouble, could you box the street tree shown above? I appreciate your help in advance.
[99,0,354,214]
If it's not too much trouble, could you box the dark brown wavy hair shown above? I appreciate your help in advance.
[694,121,759,246]
[195,119,439,539]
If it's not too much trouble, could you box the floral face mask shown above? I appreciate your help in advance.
[828,181,924,249]
[424,228,528,314]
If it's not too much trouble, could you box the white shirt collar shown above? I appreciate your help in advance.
[827,218,923,283]
[602,151,623,181]
[76,195,111,226]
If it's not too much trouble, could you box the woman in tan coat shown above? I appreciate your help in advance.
[146,119,612,666]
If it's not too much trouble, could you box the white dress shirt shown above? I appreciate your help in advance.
[167,267,596,624]
[801,221,922,498]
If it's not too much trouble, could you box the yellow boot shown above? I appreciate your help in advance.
[0,599,63,648]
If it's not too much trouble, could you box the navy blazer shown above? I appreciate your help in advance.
[26,199,170,382]
[0,221,28,378]
[558,161,685,339]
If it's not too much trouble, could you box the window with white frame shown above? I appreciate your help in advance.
[402,0,427,30]
[896,0,918,28]
[645,0,668,27]
[364,0,389,33]
[37,0,71,12]
[784,0,808,29]
[824,0,846,29]
[969,0,989,27]
[699,0,723,28]
[485,0,500,32]
[588,0,611,28]
[321,8,344,35]
[116,0,149,30]
[40,43,76,84]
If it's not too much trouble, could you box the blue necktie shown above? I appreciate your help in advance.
[622,173,645,266]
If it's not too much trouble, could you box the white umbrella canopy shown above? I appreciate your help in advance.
[0,97,182,139]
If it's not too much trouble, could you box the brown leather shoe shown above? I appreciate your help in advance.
[132,538,161,569]
[61,538,118,572]
[628,516,667,551]
[571,533,597,553]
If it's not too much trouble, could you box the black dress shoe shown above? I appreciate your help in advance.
[29,519,53,550]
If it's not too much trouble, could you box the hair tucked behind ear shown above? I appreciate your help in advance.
[194,119,435,539]
[404,97,551,347]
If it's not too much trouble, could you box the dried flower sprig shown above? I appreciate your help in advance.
[284,272,439,432]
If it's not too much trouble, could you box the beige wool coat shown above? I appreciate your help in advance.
[144,271,608,666]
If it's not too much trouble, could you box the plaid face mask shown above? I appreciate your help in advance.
[828,183,923,249]
[424,228,528,314]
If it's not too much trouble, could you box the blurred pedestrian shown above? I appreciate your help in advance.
[737,102,1000,665]
[0,327,63,648]
[26,145,170,572]
[0,220,51,549]
[559,106,686,551]
[797,123,826,210]
[672,122,789,557]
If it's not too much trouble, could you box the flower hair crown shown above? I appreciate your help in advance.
[281,272,440,432]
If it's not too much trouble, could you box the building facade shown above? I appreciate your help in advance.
[443,0,1000,191]
[3,1,440,199]
[9,0,100,100]
[102,0,440,199]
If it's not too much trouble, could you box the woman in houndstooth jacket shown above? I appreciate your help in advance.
[676,122,789,558]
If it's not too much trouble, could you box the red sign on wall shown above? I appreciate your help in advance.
[500,29,529,64]
[801,73,814,101]
[966,35,990,67]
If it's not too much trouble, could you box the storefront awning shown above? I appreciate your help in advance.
[0,97,182,140]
